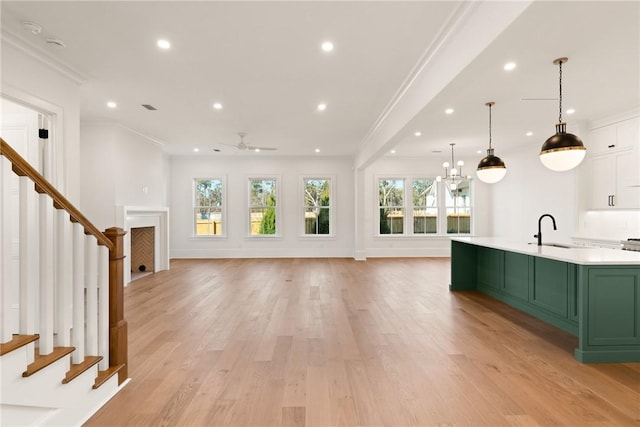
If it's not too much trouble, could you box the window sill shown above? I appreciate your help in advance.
[298,234,336,239]
[190,235,228,240]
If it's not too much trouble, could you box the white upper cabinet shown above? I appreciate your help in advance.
[586,116,640,210]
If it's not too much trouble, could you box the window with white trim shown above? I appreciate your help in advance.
[303,177,332,235]
[194,178,224,236]
[445,179,472,234]
[249,177,278,236]
[378,178,405,234]
[412,178,438,234]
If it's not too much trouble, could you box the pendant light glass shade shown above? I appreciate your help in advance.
[476,101,506,183]
[540,58,586,171]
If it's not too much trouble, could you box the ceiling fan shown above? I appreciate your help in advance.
[223,132,277,152]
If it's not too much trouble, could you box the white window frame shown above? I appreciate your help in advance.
[299,175,335,238]
[192,176,227,238]
[442,178,474,236]
[374,174,474,237]
[375,176,407,236]
[247,175,281,238]
[410,177,439,236]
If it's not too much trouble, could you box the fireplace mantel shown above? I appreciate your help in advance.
[116,206,169,285]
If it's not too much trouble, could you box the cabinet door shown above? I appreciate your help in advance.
[477,247,503,291]
[531,258,568,318]
[503,252,529,301]
[587,268,640,346]
[615,117,639,151]
[614,150,640,209]
[589,155,615,209]
[587,125,617,155]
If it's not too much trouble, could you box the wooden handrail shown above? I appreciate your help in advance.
[0,137,113,251]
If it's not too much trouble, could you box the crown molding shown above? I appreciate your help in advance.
[2,28,88,85]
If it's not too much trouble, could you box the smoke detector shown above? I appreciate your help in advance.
[22,21,42,35]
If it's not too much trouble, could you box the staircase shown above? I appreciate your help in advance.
[0,138,128,426]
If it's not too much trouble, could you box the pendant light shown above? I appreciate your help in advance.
[539,57,586,171]
[476,101,506,183]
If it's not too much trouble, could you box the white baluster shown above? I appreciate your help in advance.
[19,177,39,363]
[0,157,13,342]
[71,222,85,364]
[55,210,73,347]
[85,235,98,356]
[97,245,109,370]
[38,193,55,355]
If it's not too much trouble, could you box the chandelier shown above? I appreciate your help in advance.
[436,143,465,190]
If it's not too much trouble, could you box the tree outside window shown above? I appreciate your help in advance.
[249,178,277,235]
[412,179,437,234]
[379,179,404,234]
[304,178,331,235]
[194,178,223,236]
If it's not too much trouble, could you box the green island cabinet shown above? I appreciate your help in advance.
[450,238,640,363]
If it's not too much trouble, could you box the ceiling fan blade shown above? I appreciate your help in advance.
[247,145,277,151]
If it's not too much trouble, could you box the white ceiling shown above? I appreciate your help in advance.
[1,1,638,165]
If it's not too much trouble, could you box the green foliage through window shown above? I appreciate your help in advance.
[304,179,331,235]
[250,179,277,235]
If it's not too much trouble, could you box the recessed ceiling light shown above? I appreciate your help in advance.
[476,150,483,154]
[504,62,517,71]
[213,102,223,110]
[315,148,320,153]
[193,148,199,152]
[157,39,171,49]
[414,131,422,137]
[254,148,260,152]
[107,101,117,109]
[526,131,533,136]
[445,108,454,114]
[321,41,334,52]
[390,150,396,154]
[566,108,575,114]
[317,103,327,111]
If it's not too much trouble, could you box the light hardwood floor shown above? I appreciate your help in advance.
[85,258,640,426]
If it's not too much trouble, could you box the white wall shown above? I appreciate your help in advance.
[489,142,578,244]
[170,155,355,258]
[80,124,168,231]
[362,155,492,257]
[1,40,82,202]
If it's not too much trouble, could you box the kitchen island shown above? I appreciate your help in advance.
[450,237,640,363]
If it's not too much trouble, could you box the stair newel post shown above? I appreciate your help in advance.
[104,227,128,384]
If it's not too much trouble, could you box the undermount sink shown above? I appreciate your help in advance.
[528,242,576,249]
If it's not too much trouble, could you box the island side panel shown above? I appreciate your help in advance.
[450,240,477,291]
[576,265,640,363]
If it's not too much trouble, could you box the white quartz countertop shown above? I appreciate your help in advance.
[452,237,640,265]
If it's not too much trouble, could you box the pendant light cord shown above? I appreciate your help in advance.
[558,59,563,123]
[488,103,493,149]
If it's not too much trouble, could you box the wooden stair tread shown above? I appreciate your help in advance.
[23,346,75,377]
[62,355,103,384]
[0,334,39,356]
[93,364,125,389]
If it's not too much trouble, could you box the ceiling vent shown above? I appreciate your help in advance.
[141,104,157,111]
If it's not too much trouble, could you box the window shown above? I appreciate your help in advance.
[194,178,223,236]
[412,179,437,234]
[249,178,278,236]
[445,179,472,234]
[379,178,405,234]
[303,178,331,235]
